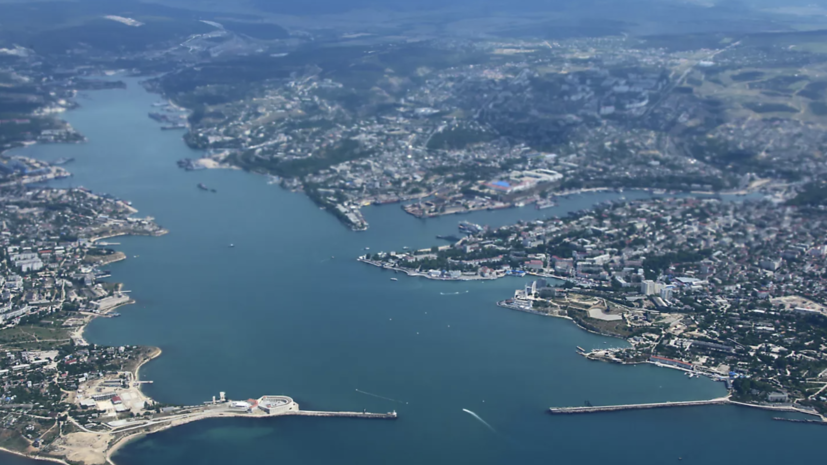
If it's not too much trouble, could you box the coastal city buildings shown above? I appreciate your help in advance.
[152,35,827,230]
[3,3,827,462]
[361,196,827,412]
[0,183,168,450]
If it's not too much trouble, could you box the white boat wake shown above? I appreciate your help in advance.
[462,408,496,432]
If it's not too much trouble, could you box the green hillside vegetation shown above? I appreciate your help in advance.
[157,41,489,107]
[743,102,798,113]
[0,0,279,54]
[25,18,214,54]
[787,181,827,206]
[731,71,765,82]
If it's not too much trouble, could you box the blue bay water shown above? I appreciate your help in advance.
[3,79,822,465]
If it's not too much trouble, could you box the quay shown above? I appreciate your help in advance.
[549,398,729,414]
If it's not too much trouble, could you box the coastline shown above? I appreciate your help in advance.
[358,257,589,287]
[496,299,573,321]
[728,400,827,422]
[90,229,169,245]
[497,301,827,422]
[0,447,70,465]
[105,433,146,465]
[134,346,162,387]
[0,163,172,464]
[357,257,500,281]
[496,299,630,341]
[104,349,160,465]
[70,298,136,347]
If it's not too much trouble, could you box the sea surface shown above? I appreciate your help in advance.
[3,79,823,465]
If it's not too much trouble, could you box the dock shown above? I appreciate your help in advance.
[549,398,729,414]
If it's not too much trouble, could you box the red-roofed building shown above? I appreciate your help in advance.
[524,259,544,270]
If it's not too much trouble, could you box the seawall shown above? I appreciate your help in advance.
[549,398,729,414]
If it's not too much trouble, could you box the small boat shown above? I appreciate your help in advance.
[390,278,398,281]
[364,247,370,250]
[576,346,586,353]
[229,244,235,248]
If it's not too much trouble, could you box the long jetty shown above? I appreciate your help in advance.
[549,398,729,415]
[292,410,398,419]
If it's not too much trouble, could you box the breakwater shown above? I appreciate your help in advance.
[772,417,827,426]
[292,411,398,419]
[549,398,729,414]
[549,398,827,421]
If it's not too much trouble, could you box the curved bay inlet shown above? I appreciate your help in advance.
[4,79,825,465]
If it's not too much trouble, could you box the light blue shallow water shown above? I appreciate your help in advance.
[3,80,821,465]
